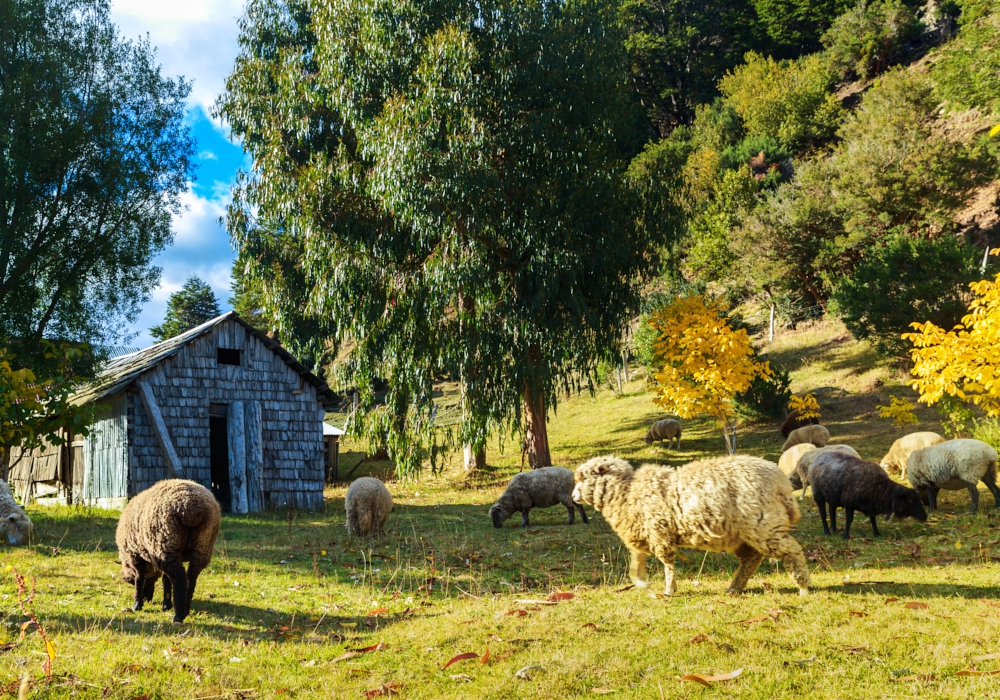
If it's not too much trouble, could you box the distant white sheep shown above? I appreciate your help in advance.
[880,432,945,477]
[346,477,393,537]
[779,443,816,490]
[572,455,810,596]
[644,419,682,449]
[0,481,32,545]
[782,424,830,452]
[907,439,1000,513]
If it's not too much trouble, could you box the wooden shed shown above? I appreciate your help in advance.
[12,312,336,511]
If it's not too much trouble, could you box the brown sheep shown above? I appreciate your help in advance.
[116,479,221,624]
[780,409,819,438]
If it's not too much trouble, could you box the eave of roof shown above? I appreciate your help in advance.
[70,312,336,406]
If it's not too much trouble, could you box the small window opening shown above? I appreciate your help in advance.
[217,348,241,366]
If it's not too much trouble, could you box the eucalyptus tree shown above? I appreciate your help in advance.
[219,0,654,475]
[0,0,193,366]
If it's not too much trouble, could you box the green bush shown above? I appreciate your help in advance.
[830,233,981,357]
[972,416,1000,450]
[733,363,792,420]
[821,0,923,80]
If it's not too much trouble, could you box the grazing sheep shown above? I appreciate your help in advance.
[779,443,816,490]
[880,432,946,477]
[346,477,393,537]
[572,455,811,596]
[116,479,221,624]
[780,409,820,438]
[809,451,926,539]
[0,481,32,545]
[906,439,1000,513]
[795,444,861,498]
[490,467,588,528]
[782,424,830,452]
[644,419,682,449]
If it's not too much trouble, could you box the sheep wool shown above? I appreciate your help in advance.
[779,443,816,490]
[795,444,861,497]
[782,424,830,452]
[116,479,221,624]
[0,480,32,545]
[780,409,820,438]
[572,455,810,596]
[490,467,588,528]
[346,477,393,537]
[880,432,946,477]
[644,419,682,449]
[906,439,1000,513]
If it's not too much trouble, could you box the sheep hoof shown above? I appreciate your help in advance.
[798,587,809,596]
[171,618,185,626]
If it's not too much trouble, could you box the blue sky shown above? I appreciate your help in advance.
[110,0,247,348]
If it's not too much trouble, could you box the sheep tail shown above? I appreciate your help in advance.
[356,507,374,536]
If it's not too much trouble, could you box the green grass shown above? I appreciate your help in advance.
[5,318,1000,698]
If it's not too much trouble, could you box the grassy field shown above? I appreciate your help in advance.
[6,319,1000,698]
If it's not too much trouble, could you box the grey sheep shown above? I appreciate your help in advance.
[794,444,861,497]
[906,439,1000,513]
[782,424,830,452]
[346,477,393,537]
[880,432,945,477]
[490,466,588,528]
[644,419,682,449]
[572,455,811,596]
[116,479,221,624]
[0,480,32,545]
[809,451,926,539]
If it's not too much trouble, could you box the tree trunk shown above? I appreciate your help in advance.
[463,444,486,470]
[459,292,486,472]
[523,382,552,468]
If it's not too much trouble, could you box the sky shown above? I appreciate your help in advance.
[110,0,249,348]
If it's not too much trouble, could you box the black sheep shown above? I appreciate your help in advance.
[780,409,820,438]
[809,451,926,539]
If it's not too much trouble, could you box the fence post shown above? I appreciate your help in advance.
[982,245,991,273]
[769,305,775,342]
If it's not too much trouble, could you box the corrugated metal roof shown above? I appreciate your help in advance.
[70,312,336,406]
[323,422,345,436]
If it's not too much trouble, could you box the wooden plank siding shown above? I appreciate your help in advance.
[83,391,129,508]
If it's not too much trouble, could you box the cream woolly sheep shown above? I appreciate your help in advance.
[880,432,946,477]
[489,467,588,528]
[345,477,393,537]
[795,444,861,498]
[906,439,1000,513]
[572,455,811,596]
[116,479,221,624]
[779,443,816,490]
[0,480,32,545]
[782,424,829,452]
[644,419,682,449]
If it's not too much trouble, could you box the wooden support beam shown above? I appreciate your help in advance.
[228,400,249,514]
[137,382,185,479]
[244,401,264,513]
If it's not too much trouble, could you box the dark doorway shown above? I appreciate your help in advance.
[209,404,232,511]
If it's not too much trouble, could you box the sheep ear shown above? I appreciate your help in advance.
[596,465,607,475]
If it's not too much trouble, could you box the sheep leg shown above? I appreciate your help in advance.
[131,572,147,612]
[186,557,210,611]
[967,481,980,514]
[564,501,575,525]
[521,509,530,528]
[868,515,880,538]
[575,502,589,524]
[817,499,832,536]
[142,577,156,604]
[161,560,190,624]
[829,505,838,533]
[927,487,938,513]
[770,536,811,595]
[842,508,854,540]
[656,548,677,596]
[162,575,173,612]
[982,471,1000,509]
[728,543,764,594]
[628,548,649,589]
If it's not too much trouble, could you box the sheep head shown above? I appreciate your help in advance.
[3,511,32,545]
[572,456,633,509]
[891,485,928,523]
[489,501,511,528]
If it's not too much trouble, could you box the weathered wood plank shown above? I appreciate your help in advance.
[245,401,264,513]
[137,381,185,479]
[228,400,248,513]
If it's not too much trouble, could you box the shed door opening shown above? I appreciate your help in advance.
[209,404,232,511]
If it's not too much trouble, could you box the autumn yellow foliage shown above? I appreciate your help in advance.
[875,396,918,431]
[648,295,771,452]
[788,393,821,421]
[906,253,1000,415]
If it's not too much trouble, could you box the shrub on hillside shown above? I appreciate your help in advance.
[822,0,923,80]
[830,233,981,357]
[733,363,792,420]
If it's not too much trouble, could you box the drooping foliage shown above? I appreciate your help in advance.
[0,0,194,367]
[219,0,650,475]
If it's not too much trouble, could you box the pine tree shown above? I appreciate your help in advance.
[149,276,221,342]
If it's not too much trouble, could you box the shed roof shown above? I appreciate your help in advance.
[70,312,336,406]
[323,422,345,437]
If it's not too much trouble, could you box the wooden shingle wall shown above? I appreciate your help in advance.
[127,318,325,509]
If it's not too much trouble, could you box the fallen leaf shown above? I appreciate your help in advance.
[515,665,541,680]
[688,634,712,645]
[885,598,899,604]
[368,608,389,616]
[592,688,615,694]
[505,610,528,617]
[614,585,635,593]
[349,642,386,653]
[582,623,599,631]
[513,599,557,606]
[480,647,490,665]
[955,669,1000,677]
[221,626,240,632]
[904,602,929,610]
[849,611,867,618]
[362,683,401,697]
[549,592,575,601]
[680,669,743,687]
[790,655,817,666]
[340,622,358,629]
[443,652,480,670]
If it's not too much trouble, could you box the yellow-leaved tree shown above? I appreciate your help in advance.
[876,396,919,432]
[648,295,771,454]
[788,393,821,421]
[906,251,1000,415]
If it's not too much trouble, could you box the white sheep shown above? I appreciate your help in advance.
[779,443,816,490]
[782,424,830,452]
[907,439,1000,513]
[571,455,810,596]
[880,432,945,477]
[345,477,393,537]
[644,419,682,449]
[795,444,861,499]
[0,480,32,545]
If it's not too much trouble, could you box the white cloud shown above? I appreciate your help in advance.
[199,150,219,161]
[171,188,230,250]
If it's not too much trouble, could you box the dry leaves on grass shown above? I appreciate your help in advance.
[581,623,599,631]
[679,669,743,687]
[734,609,785,625]
[331,642,386,663]
[548,592,575,601]
[362,683,401,697]
[849,611,867,618]
[442,652,483,670]
[505,610,528,617]
[904,602,929,610]
[955,669,1000,677]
